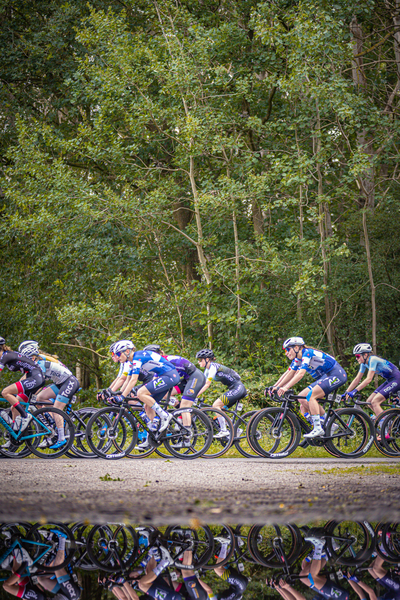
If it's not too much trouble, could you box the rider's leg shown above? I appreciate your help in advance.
[368,392,386,417]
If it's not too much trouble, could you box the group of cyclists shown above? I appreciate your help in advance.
[1,333,400,452]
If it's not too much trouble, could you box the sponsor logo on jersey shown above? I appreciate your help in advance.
[328,377,340,386]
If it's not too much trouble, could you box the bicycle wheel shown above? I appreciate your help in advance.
[247,523,303,567]
[202,525,235,569]
[69,522,99,570]
[377,522,400,563]
[0,419,31,458]
[26,523,75,571]
[86,524,138,572]
[199,407,234,458]
[69,407,110,458]
[163,408,213,459]
[325,520,376,565]
[26,407,75,458]
[380,410,400,457]
[324,408,374,458]
[233,410,261,458]
[85,406,137,459]
[247,407,301,458]
[164,525,214,569]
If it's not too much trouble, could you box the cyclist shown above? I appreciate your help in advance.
[3,564,45,600]
[17,341,80,449]
[114,341,180,433]
[196,349,247,439]
[368,555,400,599]
[344,344,400,417]
[143,345,206,446]
[0,337,45,435]
[36,530,81,600]
[299,538,350,600]
[273,337,347,438]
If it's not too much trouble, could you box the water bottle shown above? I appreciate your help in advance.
[237,402,243,412]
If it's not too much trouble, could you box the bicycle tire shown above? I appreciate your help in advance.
[324,408,374,459]
[26,522,75,571]
[247,523,303,567]
[247,407,301,458]
[26,408,75,459]
[163,408,213,459]
[202,525,235,569]
[199,407,234,458]
[233,410,261,458]
[164,525,214,569]
[325,520,376,565]
[86,524,138,572]
[85,406,137,459]
[380,410,400,457]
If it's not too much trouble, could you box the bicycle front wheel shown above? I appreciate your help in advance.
[233,410,261,458]
[199,407,234,458]
[247,407,301,458]
[380,410,400,457]
[70,407,110,458]
[247,523,303,567]
[325,408,374,458]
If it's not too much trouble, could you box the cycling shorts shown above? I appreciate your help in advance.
[179,369,206,402]
[15,369,45,401]
[375,372,400,399]
[308,365,347,397]
[50,376,80,402]
[145,369,180,403]
[377,575,400,599]
[221,383,247,408]
[147,576,183,600]
[17,579,45,600]
[183,576,207,600]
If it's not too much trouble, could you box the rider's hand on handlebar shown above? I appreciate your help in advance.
[347,389,358,398]
[277,387,286,397]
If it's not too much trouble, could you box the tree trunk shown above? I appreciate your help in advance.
[232,209,241,345]
[362,208,377,354]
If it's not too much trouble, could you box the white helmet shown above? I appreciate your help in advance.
[353,343,372,355]
[283,337,305,350]
[113,340,135,354]
[18,340,39,357]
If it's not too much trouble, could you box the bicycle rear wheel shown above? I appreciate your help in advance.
[85,407,138,459]
[26,523,76,570]
[325,520,376,565]
[324,408,374,458]
[70,407,110,458]
[233,410,261,458]
[247,407,300,458]
[380,410,400,457]
[86,524,138,572]
[26,408,75,458]
[163,408,213,459]
[199,407,234,458]
[0,419,31,458]
[247,524,303,567]
[164,525,214,569]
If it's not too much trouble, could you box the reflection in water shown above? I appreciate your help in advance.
[0,521,399,599]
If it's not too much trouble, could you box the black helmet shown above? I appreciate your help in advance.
[143,344,161,353]
[196,349,215,359]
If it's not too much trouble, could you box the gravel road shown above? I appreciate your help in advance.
[1,457,399,524]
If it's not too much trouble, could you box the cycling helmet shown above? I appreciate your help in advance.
[113,340,135,354]
[282,337,305,350]
[143,344,161,353]
[18,340,39,357]
[196,349,215,359]
[109,342,117,353]
[353,343,372,354]
[0,337,5,346]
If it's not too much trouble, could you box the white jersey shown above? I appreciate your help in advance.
[37,355,72,385]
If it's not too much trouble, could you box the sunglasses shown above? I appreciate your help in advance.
[355,354,362,359]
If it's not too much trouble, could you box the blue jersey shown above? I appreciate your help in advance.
[290,348,337,379]
[128,351,175,376]
[359,356,399,380]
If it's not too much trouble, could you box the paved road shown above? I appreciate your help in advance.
[1,457,399,524]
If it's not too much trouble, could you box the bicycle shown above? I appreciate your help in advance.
[85,396,213,460]
[0,397,75,459]
[246,390,375,459]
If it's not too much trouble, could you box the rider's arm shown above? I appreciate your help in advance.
[347,578,377,600]
[353,370,376,392]
[345,372,364,394]
[281,368,307,391]
[197,379,212,397]
[121,373,139,397]
[273,369,296,390]
[110,374,127,392]
[277,580,305,600]
[197,363,217,397]
[122,582,139,600]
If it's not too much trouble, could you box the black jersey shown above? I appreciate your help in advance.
[204,363,241,388]
[0,351,40,375]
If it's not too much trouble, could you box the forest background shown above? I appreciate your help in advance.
[1,0,400,396]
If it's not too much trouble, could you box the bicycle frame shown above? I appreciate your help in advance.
[0,399,53,442]
[0,537,53,579]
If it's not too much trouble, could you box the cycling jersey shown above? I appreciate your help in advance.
[217,568,248,600]
[290,348,337,379]
[359,356,399,380]
[129,352,176,377]
[36,356,72,386]
[316,582,349,600]
[117,361,154,385]
[204,363,241,388]
[165,356,197,379]
[377,574,400,600]
[0,351,40,376]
